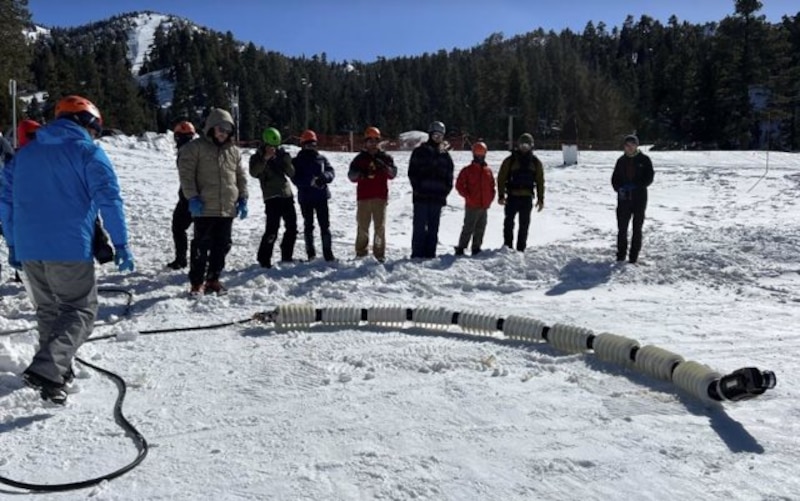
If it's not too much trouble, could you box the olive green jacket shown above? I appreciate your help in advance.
[249,146,295,200]
[497,150,545,201]
[178,108,247,217]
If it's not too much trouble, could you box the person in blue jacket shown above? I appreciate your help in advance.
[0,95,135,405]
[291,129,335,262]
[408,121,454,258]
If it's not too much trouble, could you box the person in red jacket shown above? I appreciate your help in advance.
[347,126,397,262]
[455,141,496,255]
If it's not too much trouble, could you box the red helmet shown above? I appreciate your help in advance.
[364,126,381,140]
[173,121,196,135]
[55,95,103,134]
[300,129,318,144]
[472,141,488,156]
[17,119,42,148]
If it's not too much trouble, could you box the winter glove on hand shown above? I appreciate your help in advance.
[536,200,544,212]
[236,197,248,220]
[7,246,22,270]
[114,245,135,273]
[188,196,204,217]
[312,175,326,188]
[498,197,506,206]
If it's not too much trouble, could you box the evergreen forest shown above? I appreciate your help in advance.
[1,0,798,150]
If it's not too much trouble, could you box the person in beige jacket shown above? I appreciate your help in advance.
[178,108,248,295]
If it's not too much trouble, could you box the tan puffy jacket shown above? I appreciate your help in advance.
[178,108,248,217]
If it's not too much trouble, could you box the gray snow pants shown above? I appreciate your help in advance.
[23,261,98,384]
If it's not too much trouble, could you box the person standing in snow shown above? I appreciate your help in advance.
[249,127,297,268]
[611,134,654,264]
[165,120,197,270]
[0,95,134,405]
[455,141,495,256]
[291,129,335,262]
[408,120,454,258]
[178,108,248,295]
[347,126,397,262]
[497,133,544,252]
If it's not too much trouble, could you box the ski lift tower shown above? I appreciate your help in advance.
[300,77,312,130]
[506,106,519,150]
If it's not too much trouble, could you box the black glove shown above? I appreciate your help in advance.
[312,175,326,188]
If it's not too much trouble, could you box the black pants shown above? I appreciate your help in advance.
[189,217,233,285]
[503,196,533,251]
[258,197,297,266]
[616,201,646,262]
[300,200,333,260]
[171,191,193,263]
[411,201,443,258]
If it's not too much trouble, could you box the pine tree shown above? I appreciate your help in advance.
[0,0,33,126]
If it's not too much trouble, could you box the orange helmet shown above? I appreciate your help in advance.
[300,129,318,144]
[17,119,42,148]
[173,121,196,135]
[55,95,103,134]
[364,126,381,140]
[471,141,488,156]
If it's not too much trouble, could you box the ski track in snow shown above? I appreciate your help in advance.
[0,136,799,500]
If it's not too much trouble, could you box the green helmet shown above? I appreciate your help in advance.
[262,127,281,146]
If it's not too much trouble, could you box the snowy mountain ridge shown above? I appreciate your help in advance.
[25,11,219,76]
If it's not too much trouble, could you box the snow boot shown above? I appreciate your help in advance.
[204,279,227,295]
[166,258,187,270]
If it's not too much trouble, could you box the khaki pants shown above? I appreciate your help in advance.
[355,199,387,260]
[457,207,488,251]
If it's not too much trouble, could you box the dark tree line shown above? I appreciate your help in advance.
[2,0,798,150]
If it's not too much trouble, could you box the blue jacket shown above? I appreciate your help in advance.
[0,119,129,261]
[291,148,334,205]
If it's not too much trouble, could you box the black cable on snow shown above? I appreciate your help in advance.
[0,355,148,492]
[0,303,261,493]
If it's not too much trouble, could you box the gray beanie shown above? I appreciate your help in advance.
[518,133,534,146]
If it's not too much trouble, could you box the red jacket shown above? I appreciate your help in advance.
[456,161,495,209]
[348,150,397,201]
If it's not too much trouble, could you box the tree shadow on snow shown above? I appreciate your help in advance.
[545,258,615,296]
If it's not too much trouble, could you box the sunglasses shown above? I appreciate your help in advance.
[430,132,443,140]
[215,124,233,134]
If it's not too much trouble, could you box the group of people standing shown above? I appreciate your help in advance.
[165,116,556,292]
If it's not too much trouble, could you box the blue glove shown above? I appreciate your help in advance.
[114,245,135,272]
[7,246,22,270]
[236,197,248,220]
[188,196,204,217]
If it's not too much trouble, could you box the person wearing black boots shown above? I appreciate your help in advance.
[166,121,197,270]
[249,127,297,268]
[291,129,335,262]
[497,133,545,252]
[611,134,654,264]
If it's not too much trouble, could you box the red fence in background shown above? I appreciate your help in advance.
[238,134,623,152]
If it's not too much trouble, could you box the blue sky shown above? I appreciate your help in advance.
[28,0,799,62]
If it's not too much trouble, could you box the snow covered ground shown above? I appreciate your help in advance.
[1,134,798,500]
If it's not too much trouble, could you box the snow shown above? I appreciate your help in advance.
[126,12,171,75]
[1,135,799,500]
